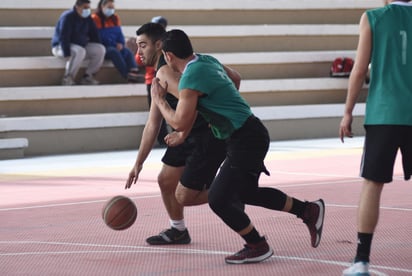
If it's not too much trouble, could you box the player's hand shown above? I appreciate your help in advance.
[151,78,168,104]
[125,163,143,189]
[339,113,354,143]
[164,131,185,147]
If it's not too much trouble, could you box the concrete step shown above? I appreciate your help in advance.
[0,24,360,57]
[0,103,365,156]
[0,0,382,26]
[239,78,368,107]
[0,78,368,117]
[0,112,148,156]
[0,84,149,117]
[0,51,356,87]
[252,103,365,141]
[0,57,142,86]
[0,138,28,159]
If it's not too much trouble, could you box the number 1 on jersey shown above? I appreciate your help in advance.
[400,30,407,65]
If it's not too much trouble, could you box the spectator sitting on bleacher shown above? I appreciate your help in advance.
[51,0,106,85]
[92,0,140,83]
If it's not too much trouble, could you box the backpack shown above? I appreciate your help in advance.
[330,57,354,77]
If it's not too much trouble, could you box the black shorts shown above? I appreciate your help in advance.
[161,129,226,191]
[361,125,412,183]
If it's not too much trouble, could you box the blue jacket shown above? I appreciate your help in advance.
[91,13,125,48]
[51,7,101,57]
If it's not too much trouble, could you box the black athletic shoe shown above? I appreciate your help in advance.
[146,227,191,245]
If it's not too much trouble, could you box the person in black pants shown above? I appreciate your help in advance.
[151,29,326,264]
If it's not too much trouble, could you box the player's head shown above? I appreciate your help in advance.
[135,23,166,66]
[161,29,193,59]
[161,29,194,72]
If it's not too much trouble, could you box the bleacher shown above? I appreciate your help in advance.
[0,0,381,159]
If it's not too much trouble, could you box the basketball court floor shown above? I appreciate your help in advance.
[1,137,411,275]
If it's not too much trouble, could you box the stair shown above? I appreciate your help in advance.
[0,0,382,158]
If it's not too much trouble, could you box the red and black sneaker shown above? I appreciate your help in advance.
[225,237,273,264]
[302,199,325,248]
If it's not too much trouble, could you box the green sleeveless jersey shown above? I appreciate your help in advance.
[178,54,252,139]
[365,3,412,125]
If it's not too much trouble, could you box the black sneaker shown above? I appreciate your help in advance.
[225,237,273,264]
[302,199,325,248]
[146,227,191,245]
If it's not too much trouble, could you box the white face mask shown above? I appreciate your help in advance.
[103,8,115,17]
[81,8,91,18]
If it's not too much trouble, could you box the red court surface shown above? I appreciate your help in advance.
[1,138,411,276]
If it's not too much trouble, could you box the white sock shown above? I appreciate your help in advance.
[170,219,186,231]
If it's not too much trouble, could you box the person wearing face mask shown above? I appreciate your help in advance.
[92,0,140,83]
[51,0,106,85]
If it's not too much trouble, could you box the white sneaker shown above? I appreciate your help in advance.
[62,75,75,85]
[80,75,99,85]
[342,261,370,276]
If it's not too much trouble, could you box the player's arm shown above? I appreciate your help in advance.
[125,101,163,189]
[223,64,241,90]
[340,12,371,142]
[156,66,195,144]
[156,66,180,98]
[151,78,199,134]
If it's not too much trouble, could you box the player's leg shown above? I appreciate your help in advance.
[343,125,399,276]
[157,164,185,221]
[358,179,384,234]
[145,143,191,245]
[343,179,384,276]
[175,129,226,206]
[175,184,208,206]
[208,116,273,264]
[209,160,273,264]
[229,116,324,247]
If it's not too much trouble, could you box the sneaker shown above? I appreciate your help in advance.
[80,74,99,85]
[62,75,75,85]
[342,261,370,276]
[146,227,191,245]
[225,238,273,264]
[302,199,325,248]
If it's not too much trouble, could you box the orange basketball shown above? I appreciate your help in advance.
[102,195,137,230]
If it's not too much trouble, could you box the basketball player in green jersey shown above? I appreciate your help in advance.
[340,1,412,275]
[151,29,325,264]
[125,23,229,245]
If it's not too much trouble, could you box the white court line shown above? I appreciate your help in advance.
[328,203,412,212]
[275,178,359,188]
[271,170,360,179]
[0,195,159,212]
[1,176,411,212]
[1,241,409,275]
